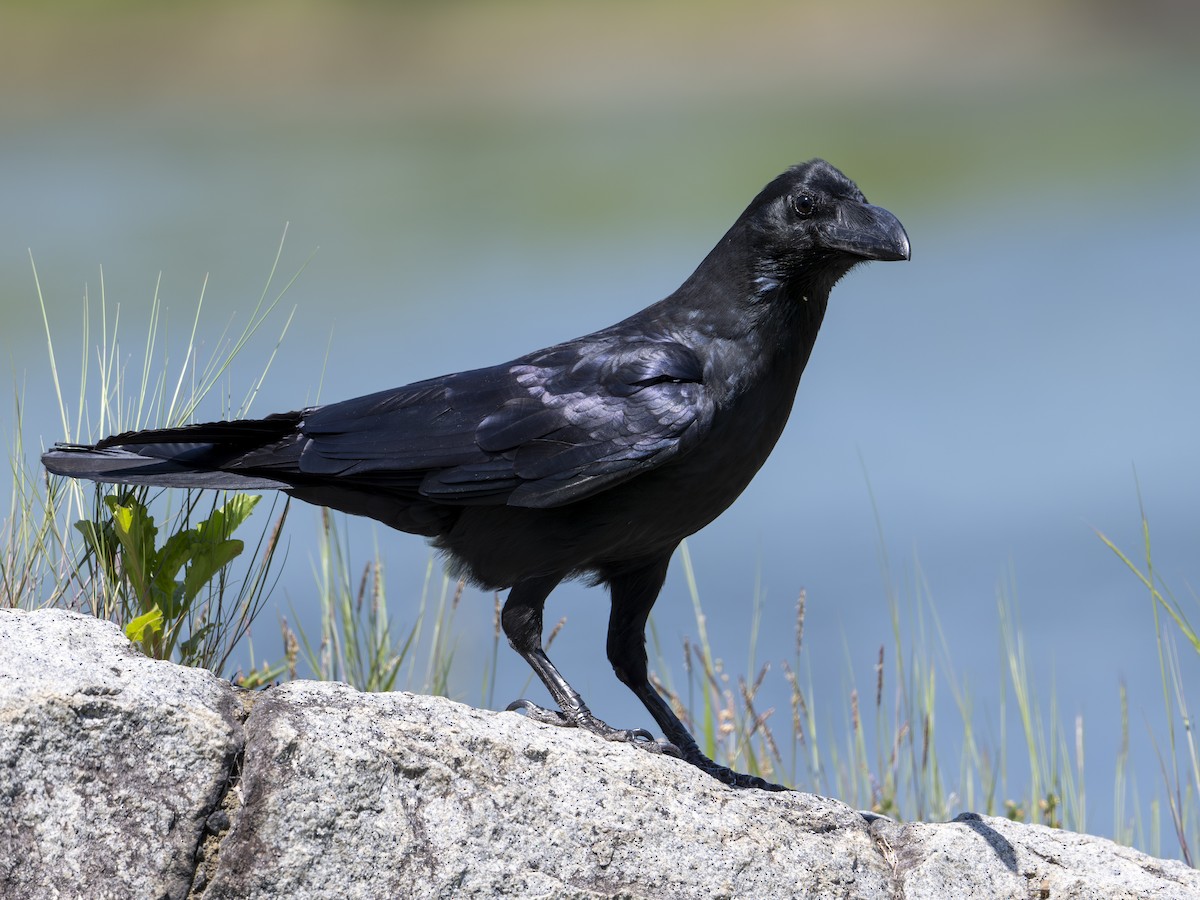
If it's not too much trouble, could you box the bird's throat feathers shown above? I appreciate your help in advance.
[750,275,830,332]
[750,280,828,384]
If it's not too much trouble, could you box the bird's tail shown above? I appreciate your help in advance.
[41,413,303,492]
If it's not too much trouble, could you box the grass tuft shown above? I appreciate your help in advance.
[7,239,302,680]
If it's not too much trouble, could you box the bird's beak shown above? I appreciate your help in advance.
[819,202,911,262]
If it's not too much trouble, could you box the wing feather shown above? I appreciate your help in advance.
[293,338,713,508]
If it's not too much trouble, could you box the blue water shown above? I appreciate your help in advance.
[3,109,1197,849]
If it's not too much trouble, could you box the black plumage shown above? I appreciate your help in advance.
[43,159,909,789]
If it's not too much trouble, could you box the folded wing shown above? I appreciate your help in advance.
[289,338,714,508]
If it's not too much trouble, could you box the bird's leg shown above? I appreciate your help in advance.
[607,557,790,791]
[502,575,672,752]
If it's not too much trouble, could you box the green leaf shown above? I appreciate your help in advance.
[74,517,120,581]
[176,496,261,607]
[179,623,217,663]
[125,606,164,642]
[197,495,261,545]
[156,528,199,583]
[181,539,245,606]
[105,495,158,605]
[155,529,202,618]
[73,518,104,545]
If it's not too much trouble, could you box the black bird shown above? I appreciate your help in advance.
[43,159,909,789]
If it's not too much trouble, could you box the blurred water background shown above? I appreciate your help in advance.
[2,1,1197,850]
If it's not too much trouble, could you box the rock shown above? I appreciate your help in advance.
[0,608,243,900]
[202,681,891,899]
[2,607,1197,899]
[873,812,1200,900]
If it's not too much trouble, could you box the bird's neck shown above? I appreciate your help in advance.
[684,241,831,346]
[647,270,827,415]
[679,226,834,338]
[743,281,829,395]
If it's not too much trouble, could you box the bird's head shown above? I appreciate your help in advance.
[735,159,910,299]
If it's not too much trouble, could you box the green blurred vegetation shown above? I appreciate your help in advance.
[2,0,1196,240]
[3,0,1196,199]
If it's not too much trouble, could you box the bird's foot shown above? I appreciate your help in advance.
[675,744,790,792]
[505,698,682,756]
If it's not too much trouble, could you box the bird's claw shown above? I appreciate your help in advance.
[505,699,779,785]
[677,747,790,791]
[505,698,572,726]
[505,698,681,756]
[711,766,789,792]
[642,736,685,757]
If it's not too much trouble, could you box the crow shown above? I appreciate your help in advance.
[43,159,909,790]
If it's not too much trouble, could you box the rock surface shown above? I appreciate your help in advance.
[0,608,242,900]
[2,608,1198,899]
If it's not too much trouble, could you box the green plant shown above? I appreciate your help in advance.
[6,237,304,680]
[647,540,784,784]
[1098,498,1198,866]
[295,508,412,692]
[647,534,1092,835]
[293,507,487,697]
[996,573,1085,832]
[71,489,287,671]
[2,393,75,608]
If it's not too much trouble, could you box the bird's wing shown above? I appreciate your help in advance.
[292,338,714,509]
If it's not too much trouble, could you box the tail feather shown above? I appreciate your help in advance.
[93,414,300,450]
[42,412,302,491]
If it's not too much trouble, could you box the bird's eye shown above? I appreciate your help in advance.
[792,194,816,217]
